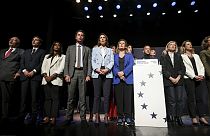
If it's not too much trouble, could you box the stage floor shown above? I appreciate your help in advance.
[0,110,210,136]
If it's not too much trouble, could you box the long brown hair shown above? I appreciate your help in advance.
[97,33,109,47]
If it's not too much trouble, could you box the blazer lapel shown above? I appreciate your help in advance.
[166,54,173,67]
[116,54,120,67]
[184,55,193,68]
[104,47,109,58]
[50,55,60,68]
[82,45,86,60]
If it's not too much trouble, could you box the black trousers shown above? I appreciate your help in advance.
[0,81,16,118]
[114,81,133,118]
[164,85,184,117]
[20,79,41,117]
[43,83,60,118]
[92,76,112,113]
[184,79,209,118]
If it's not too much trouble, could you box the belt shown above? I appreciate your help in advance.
[75,67,83,70]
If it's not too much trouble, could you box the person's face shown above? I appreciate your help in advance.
[111,46,116,53]
[150,50,156,56]
[118,41,126,50]
[127,45,132,53]
[53,43,61,52]
[99,35,107,46]
[184,41,193,51]
[75,31,84,44]
[9,37,20,48]
[143,46,150,55]
[167,42,176,52]
[32,37,41,48]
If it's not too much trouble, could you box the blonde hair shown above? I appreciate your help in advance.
[116,39,128,54]
[162,41,178,55]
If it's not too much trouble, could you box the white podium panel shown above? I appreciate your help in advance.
[134,61,167,127]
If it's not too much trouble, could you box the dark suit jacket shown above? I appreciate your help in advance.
[0,48,24,81]
[20,48,45,81]
[159,52,186,86]
[64,45,91,78]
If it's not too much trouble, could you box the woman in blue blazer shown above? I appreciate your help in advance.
[113,39,134,126]
[91,33,114,125]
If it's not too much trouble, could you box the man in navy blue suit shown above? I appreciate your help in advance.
[19,36,45,124]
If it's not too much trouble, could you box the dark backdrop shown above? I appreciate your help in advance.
[0,0,210,53]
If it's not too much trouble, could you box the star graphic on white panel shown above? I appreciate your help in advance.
[150,112,157,119]
[148,72,154,78]
[140,80,146,86]
[163,117,167,122]
[141,103,148,110]
[138,91,144,98]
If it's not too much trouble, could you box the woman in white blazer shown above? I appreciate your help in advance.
[41,41,65,126]
[180,40,209,126]
[91,33,114,125]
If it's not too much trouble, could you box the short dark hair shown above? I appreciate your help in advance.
[75,30,85,37]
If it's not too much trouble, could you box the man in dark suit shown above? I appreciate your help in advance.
[0,37,24,121]
[64,30,91,124]
[19,36,45,124]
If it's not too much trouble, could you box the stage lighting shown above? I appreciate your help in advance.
[178,10,182,14]
[194,9,198,13]
[129,14,133,17]
[100,15,103,18]
[190,1,196,6]
[86,15,90,18]
[171,1,176,7]
[76,0,80,3]
[98,6,103,11]
[153,3,157,8]
[147,12,150,16]
[113,14,117,17]
[104,0,108,1]
[88,0,92,2]
[84,6,88,11]
[116,5,120,9]
[162,12,166,15]
[137,4,141,9]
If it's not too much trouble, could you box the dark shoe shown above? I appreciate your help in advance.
[88,113,93,122]
[50,117,56,126]
[104,113,108,124]
[176,117,184,126]
[125,117,133,126]
[199,118,210,126]
[40,117,50,125]
[117,118,124,126]
[192,122,200,126]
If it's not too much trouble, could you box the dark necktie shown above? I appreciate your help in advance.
[77,45,81,68]
[4,48,13,58]
[31,49,36,54]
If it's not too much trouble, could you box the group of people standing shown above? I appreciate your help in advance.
[1,30,210,127]
[0,30,135,127]
[160,39,210,126]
